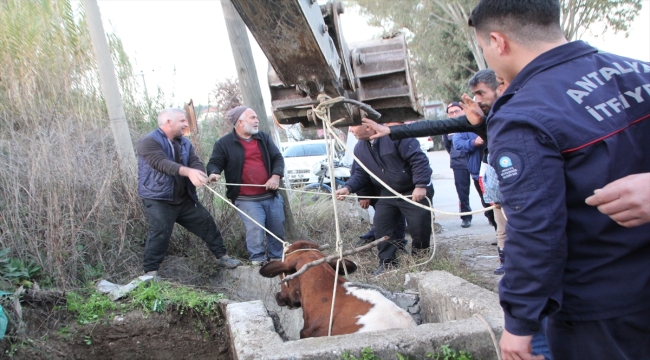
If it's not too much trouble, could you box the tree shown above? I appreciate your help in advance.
[348,0,643,102]
[349,0,481,103]
[211,77,243,136]
[561,0,642,40]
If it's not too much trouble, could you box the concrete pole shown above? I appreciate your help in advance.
[220,0,270,134]
[83,0,136,178]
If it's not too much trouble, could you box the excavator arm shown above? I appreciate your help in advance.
[229,0,422,128]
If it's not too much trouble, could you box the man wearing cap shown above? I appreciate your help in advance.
[442,102,473,228]
[207,106,285,266]
[137,108,241,277]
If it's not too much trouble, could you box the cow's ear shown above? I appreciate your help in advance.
[259,261,294,278]
[328,258,358,275]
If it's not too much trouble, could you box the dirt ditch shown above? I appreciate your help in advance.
[1,300,231,360]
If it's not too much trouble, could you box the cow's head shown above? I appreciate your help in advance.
[259,240,357,309]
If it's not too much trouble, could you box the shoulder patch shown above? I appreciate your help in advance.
[495,151,523,184]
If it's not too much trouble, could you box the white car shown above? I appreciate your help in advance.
[417,136,434,152]
[282,140,331,185]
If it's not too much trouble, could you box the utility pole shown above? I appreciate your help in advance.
[83,0,136,178]
[220,0,270,134]
[221,0,300,240]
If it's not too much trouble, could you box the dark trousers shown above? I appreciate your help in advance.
[374,185,433,265]
[365,215,407,240]
[473,178,495,228]
[547,308,650,360]
[452,168,472,220]
[141,198,227,272]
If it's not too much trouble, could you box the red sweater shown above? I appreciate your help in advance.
[238,138,269,196]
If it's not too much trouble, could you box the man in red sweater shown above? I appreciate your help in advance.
[207,106,286,266]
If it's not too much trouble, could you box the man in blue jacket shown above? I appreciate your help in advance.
[443,102,473,228]
[335,122,433,276]
[137,108,241,277]
[469,0,650,359]
[452,131,495,229]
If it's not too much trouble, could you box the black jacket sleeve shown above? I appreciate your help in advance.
[389,116,487,142]
[263,133,285,178]
[206,139,227,176]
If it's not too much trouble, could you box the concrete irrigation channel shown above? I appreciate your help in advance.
[209,267,503,360]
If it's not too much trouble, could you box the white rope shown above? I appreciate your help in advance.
[215,182,495,217]
[206,96,499,340]
[473,313,503,360]
[203,185,289,247]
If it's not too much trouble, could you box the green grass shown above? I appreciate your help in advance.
[426,345,476,360]
[65,281,225,325]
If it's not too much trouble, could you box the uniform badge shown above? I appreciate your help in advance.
[495,151,522,184]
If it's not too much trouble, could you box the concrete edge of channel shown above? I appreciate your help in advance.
[226,270,503,360]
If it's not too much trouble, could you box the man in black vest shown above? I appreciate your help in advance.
[137,108,241,277]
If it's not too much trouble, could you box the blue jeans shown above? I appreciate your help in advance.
[532,317,552,360]
[235,195,285,261]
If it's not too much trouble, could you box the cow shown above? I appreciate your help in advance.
[259,240,416,338]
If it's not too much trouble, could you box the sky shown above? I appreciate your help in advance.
[95,0,650,113]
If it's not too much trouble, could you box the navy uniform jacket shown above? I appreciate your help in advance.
[345,136,431,195]
[488,40,650,335]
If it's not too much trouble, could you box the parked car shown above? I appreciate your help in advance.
[417,136,434,152]
[283,140,339,185]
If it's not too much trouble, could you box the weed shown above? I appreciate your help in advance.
[128,281,224,317]
[341,347,380,360]
[0,248,41,289]
[396,354,414,360]
[66,291,117,325]
[83,335,92,346]
[57,326,71,338]
[426,345,476,360]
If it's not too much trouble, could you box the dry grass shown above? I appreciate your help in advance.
[0,0,164,288]
[0,0,478,293]
[280,192,481,292]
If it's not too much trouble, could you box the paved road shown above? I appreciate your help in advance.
[426,150,502,291]
[426,150,494,234]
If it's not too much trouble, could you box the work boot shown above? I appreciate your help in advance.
[494,247,505,275]
[356,229,376,246]
[144,270,159,281]
[215,255,241,269]
[461,218,471,228]
[372,262,394,276]
[251,260,268,267]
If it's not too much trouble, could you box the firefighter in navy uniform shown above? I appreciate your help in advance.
[468,1,650,359]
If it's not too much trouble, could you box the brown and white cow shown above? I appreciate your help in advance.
[259,240,416,338]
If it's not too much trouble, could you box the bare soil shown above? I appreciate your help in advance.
[1,303,231,360]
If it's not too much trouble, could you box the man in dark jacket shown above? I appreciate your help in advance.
[335,122,433,276]
[469,0,650,359]
[137,108,241,276]
[443,102,473,228]
[207,106,285,266]
[453,130,496,230]
[351,161,407,247]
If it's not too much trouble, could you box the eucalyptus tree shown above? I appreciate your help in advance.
[349,0,643,102]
